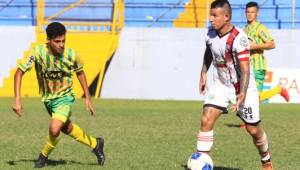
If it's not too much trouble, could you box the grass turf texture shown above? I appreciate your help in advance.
[0,98,299,170]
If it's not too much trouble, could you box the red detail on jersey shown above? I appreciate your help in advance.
[225,27,239,64]
[225,27,241,95]
[239,57,249,61]
[238,50,250,56]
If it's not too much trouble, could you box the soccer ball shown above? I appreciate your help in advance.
[187,152,213,170]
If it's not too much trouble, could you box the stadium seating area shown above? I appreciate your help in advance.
[0,0,299,29]
[231,0,300,29]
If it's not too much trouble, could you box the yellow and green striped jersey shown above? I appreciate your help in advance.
[18,44,83,102]
[244,21,273,70]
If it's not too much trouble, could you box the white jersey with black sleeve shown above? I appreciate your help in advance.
[203,26,260,124]
[205,26,256,90]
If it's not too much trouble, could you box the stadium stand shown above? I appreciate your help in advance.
[230,0,300,29]
[125,3,186,27]
[0,0,299,28]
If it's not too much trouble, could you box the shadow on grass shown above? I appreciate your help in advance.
[213,167,241,170]
[225,123,243,128]
[183,164,241,170]
[6,159,98,167]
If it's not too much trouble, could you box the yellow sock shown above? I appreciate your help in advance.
[259,86,281,101]
[69,123,97,149]
[41,135,60,157]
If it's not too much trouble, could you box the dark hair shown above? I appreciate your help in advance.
[46,22,66,39]
[211,0,232,19]
[246,1,259,10]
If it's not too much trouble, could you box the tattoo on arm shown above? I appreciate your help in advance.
[240,70,249,95]
[239,61,250,95]
[201,47,213,74]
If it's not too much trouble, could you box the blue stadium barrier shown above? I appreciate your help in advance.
[125,4,184,19]
[260,6,278,20]
[297,6,300,20]
[277,6,292,20]
[230,0,274,5]
[279,20,300,29]
[232,19,280,29]
[0,17,33,25]
[9,0,114,3]
[231,5,278,20]
[125,0,188,4]
[44,5,113,21]
[260,20,282,29]
[231,20,247,28]
[275,0,300,6]
[276,6,300,21]
[231,6,245,21]
[0,0,299,29]
[274,0,291,5]
[124,2,186,27]
[0,4,32,17]
[125,18,174,27]
[0,1,113,24]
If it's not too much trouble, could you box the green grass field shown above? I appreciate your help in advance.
[0,98,299,170]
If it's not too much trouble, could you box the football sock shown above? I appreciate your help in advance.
[254,132,269,154]
[261,152,271,162]
[68,123,97,149]
[41,135,60,157]
[259,86,281,101]
[197,130,214,152]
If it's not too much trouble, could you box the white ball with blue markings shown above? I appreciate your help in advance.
[187,152,213,170]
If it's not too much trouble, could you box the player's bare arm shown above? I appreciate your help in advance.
[199,47,213,94]
[76,70,95,116]
[12,68,25,117]
[250,40,275,50]
[235,60,250,112]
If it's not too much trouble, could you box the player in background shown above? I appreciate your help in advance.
[240,1,290,129]
[244,1,290,102]
[12,22,105,168]
[196,1,273,169]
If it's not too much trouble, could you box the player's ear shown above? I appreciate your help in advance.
[224,14,230,22]
[256,7,260,17]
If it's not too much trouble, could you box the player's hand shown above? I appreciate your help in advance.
[199,73,207,95]
[12,97,23,117]
[249,41,257,50]
[85,98,95,116]
[231,93,246,112]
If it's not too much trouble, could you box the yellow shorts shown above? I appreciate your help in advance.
[44,95,75,123]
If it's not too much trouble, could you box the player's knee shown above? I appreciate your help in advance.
[245,125,259,136]
[201,115,214,131]
[61,120,72,134]
[49,127,61,137]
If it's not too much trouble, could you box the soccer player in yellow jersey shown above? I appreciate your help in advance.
[244,1,290,103]
[12,22,105,168]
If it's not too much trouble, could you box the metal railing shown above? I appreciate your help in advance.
[36,0,124,33]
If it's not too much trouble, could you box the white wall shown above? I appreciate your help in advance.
[101,28,300,102]
[0,26,35,86]
[101,28,206,100]
[0,26,299,102]
[266,29,299,69]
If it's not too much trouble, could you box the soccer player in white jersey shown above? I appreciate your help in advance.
[196,1,273,169]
